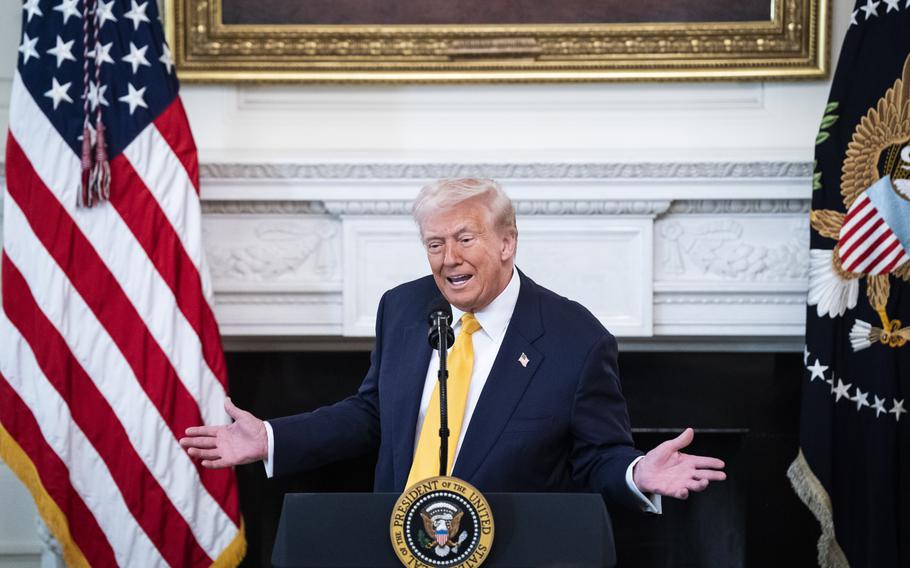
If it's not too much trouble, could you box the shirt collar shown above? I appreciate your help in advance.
[451,268,520,343]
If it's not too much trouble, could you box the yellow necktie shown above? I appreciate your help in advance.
[406,313,482,487]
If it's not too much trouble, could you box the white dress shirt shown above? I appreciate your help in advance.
[264,269,660,513]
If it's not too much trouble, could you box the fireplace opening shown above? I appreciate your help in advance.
[225,350,818,567]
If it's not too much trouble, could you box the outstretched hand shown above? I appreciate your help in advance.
[179,397,268,468]
[632,428,726,499]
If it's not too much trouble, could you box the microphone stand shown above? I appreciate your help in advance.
[435,314,450,478]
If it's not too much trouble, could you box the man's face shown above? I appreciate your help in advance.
[421,197,516,313]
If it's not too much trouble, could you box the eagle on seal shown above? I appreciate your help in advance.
[809,54,910,351]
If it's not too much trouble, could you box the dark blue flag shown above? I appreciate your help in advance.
[789,1,910,567]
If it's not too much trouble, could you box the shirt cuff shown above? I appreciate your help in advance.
[626,456,662,514]
[262,420,275,478]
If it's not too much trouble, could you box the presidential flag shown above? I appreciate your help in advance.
[1,0,244,565]
[789,1,910,566]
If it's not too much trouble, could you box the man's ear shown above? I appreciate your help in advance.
[500,230,517,261]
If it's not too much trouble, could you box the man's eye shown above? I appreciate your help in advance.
[427,243,442,252]
[460,237,474,245]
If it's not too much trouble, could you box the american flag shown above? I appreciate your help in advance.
[1,0,245,566]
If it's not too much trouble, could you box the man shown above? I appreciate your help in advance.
[180,178,725,512]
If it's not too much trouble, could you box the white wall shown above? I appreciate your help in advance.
[0,1,852,565]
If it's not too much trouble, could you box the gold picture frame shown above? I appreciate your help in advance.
[166,0,829,83]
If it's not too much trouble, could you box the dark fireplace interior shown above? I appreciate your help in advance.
[225,350,819,567]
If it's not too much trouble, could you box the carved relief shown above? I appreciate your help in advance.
[204,218,340,284]
[658,218,808,281]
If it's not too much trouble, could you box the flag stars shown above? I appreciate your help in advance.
[860,0,881,19]
[832,378,852,402]
[124,0,151,30]
[119,82,148,114]
[851,388,870,412]
[803,346,810,365]
[160,43,175,74]
[96,0,117,27]
[872,396,887,418]
[18,32,40,64]
[47,35,76,68]
[807,359,828,382]
[884,0,901,11]
[44,77,73,110]
[851,9,859,25]
[88,42,115,66]
[22,0,43,22]
[53,0,81,24]
[122,42,151,74]
[890,399,906,422]
[86,82,109,111]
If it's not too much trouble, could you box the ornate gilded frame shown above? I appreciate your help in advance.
[166,0,829,83]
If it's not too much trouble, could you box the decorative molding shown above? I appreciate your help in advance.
[654,293,806,305]
[202,201,328,215]
[324,199,673,216]
[667,199,810,215]
[214,293,341,306]
[198,161,813,181]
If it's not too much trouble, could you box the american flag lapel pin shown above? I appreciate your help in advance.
[518,353,529,367]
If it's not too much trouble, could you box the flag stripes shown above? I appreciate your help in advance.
[1,256,212,566]
[0,310,169,567]
[838,193,910,274]
[0,381,111,568]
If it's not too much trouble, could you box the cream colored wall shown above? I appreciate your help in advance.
[0,1,852,565]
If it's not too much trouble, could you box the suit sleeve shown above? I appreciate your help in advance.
[569,332,645,510]
[268,293,387,477]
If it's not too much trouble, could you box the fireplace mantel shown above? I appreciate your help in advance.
[195,161,811,348]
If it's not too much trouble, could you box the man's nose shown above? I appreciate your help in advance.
[443,244,461,266]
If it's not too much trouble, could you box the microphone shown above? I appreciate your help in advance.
[427,302,454,350]
[426,301,454,477]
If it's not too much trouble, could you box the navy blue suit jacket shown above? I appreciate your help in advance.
[271,271,644,509]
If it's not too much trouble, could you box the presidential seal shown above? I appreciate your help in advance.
[390,476,494,568]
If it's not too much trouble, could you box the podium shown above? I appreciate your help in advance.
[272,493,616,568]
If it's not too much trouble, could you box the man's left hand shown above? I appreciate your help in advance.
[632,428,726,499]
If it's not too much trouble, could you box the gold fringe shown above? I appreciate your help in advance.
[787,449,850,568]
[810,209,845,240]
[0,420,90,568]
[211,518,247,568]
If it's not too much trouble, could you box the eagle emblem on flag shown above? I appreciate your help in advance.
[808,53,910,351]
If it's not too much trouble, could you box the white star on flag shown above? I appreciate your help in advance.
[890,399,906,422]
[47,35,76,68]
[160,44,175,74]
[88,42,115,66]
[18,33,40,64]
[96,0,117,27]
[86,82,109,111]
[803,346,810,365]
[118,82,148,114]
[122,42,151,74]
[860,0,881,19]
[832,378,853,402]
[884,0,901,11]
[807,359,828,382]
[851,388,870,411]
[123,0,151,30]
[872,395,887,417]
[22,0,43,22]
[851,9,859,25]
[44,77,73,110]
[52,0,81,24]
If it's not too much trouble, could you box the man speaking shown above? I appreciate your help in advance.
[180,178,725,512]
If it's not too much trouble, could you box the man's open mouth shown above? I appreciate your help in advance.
[446,274,473,286]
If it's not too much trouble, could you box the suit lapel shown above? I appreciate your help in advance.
[389,310,436,490]
[452,272,545,482]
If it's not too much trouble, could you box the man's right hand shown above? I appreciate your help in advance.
[179,397,268,468]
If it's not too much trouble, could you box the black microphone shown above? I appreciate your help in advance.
[427,302,454,350]
[426,301,454,477]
